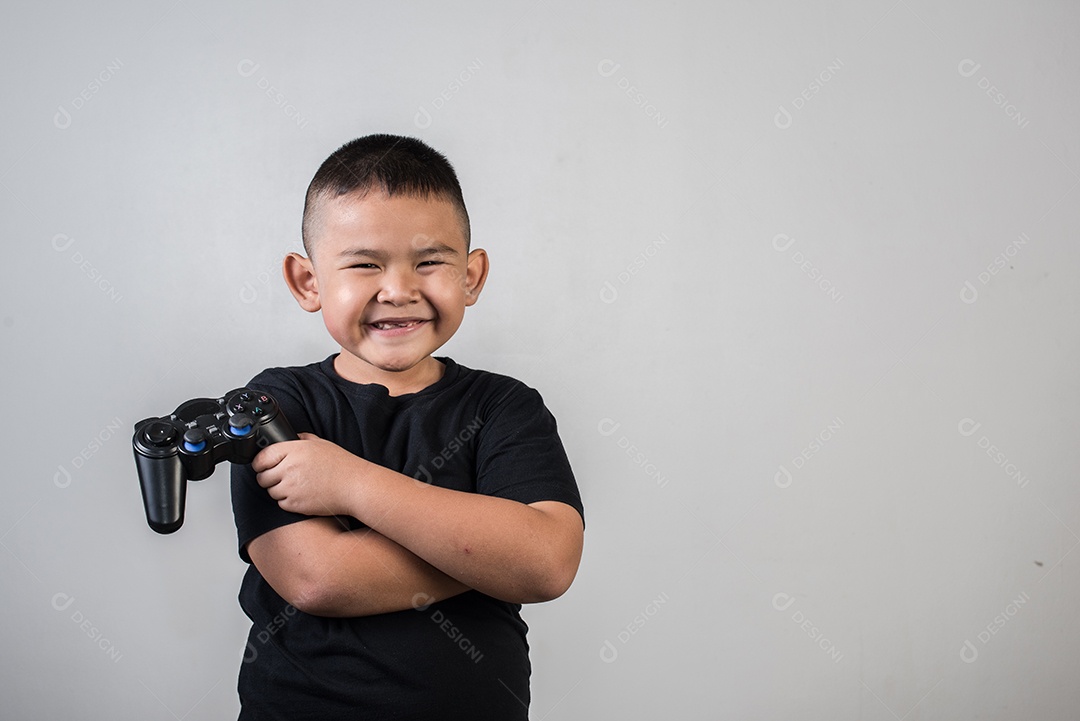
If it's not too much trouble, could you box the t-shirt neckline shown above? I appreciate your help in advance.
[319,354,461,401]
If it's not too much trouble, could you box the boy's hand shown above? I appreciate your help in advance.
[252,433,364,517]
[253,433,584,605]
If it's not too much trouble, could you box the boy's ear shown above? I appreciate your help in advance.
[283,252,321,312]
[464,248,489,307]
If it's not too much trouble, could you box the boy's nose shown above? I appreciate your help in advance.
[376,270,420,305]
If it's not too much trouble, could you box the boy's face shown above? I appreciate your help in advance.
[285,191,487,390]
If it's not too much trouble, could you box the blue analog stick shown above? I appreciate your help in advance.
[182,429,208,453]
[229,414,254,437]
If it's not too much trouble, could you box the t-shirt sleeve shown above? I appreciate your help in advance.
[474,383,584,525]
[230,370,314,562]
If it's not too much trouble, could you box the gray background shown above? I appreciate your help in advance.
[2,1,1078,719]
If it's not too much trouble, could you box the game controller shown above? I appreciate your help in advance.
[133,388,298,534]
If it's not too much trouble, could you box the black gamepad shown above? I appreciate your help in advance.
[133,388,298,534]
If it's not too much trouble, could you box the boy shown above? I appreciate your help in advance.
[231,134,585,720]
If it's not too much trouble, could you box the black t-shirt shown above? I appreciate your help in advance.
[230,355,583,720]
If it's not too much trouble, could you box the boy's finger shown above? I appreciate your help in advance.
[251,441,289,473]
[255,467,280,489]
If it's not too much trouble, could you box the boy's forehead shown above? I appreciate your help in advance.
[314,190,467,255]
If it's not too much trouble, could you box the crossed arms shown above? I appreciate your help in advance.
[245,433,584,617]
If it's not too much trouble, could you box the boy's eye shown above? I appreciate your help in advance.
[347,263,378,270]
[418,261,443,267]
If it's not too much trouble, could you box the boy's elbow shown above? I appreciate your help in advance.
[247,519,355,617]
[254,553,342,615]
[519,501,583,603]
[532,562,578,602]
[289,578,335,616]
[286,565,360,617]
[522,543,582,603]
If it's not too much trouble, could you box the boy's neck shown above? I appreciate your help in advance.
[333,353,445,396]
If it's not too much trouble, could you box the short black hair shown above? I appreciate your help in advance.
[301,134,470,255]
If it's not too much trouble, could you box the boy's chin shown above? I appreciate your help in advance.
[339,349,437,376]
[371,358,424,373]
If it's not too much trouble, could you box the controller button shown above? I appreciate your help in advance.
[250,405,265,417]
[143,422,177,447]
[229,414,254,437]
[182,428,208,453]
[257,394,270,404]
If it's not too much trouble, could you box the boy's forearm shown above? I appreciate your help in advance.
[247,518,470,617]
[341,463,584,604]
[252,438,584,604]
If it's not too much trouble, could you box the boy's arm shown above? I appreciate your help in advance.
[246,517,471,617]
[252,435,585,609]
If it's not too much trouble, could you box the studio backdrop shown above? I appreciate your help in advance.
[2,1,1078,719]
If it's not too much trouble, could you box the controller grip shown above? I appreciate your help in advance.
[258,413,300,446]
[135,451,186,534]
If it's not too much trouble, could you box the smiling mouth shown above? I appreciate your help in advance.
[369,319,427,331]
